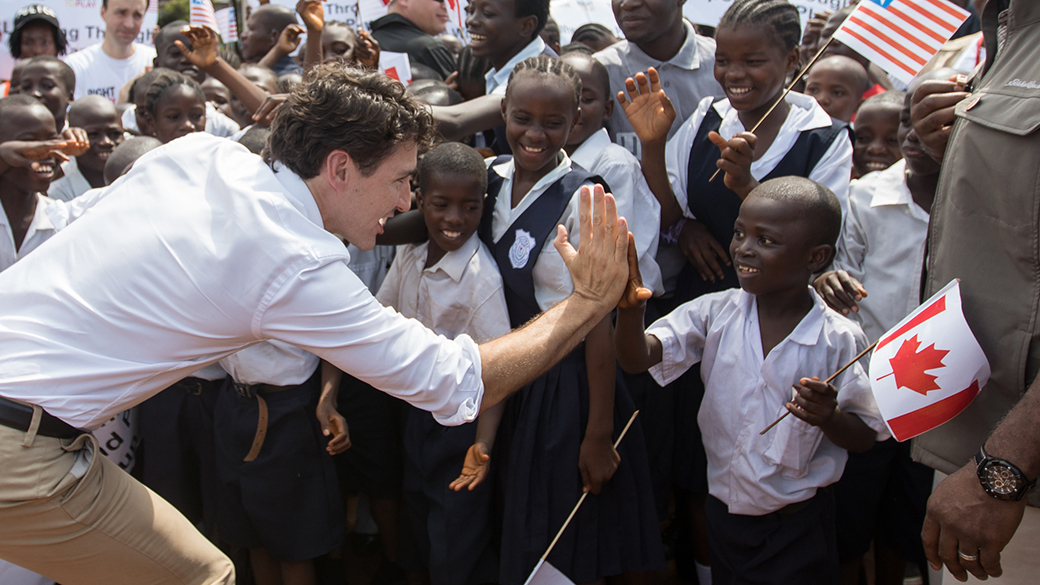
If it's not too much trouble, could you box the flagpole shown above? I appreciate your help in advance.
[759,339,878,435]
[528,410,640,576]
[708,35,838,184]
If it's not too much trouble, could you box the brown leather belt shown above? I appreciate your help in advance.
[233,383,294,462]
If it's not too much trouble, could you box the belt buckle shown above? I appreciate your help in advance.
[233,382,256,399]
[184,380,205,396]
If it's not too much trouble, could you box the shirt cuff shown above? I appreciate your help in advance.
[431,333,484,426]
[646,329,684,387]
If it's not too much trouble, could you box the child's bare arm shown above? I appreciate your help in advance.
[813,270,867,316]
[316,360,351,455]
[296,0,324,70]
[614,234,660,373]
[581,316,620,495]
[449,400,505,491]
[431,94,504,142]
[176,26,270,117]
[259,24,304,70]
[787,377,876,453]
[376,209,427,246]
[0,138,83,176]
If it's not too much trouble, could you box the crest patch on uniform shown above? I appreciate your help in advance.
[509,229,535,269]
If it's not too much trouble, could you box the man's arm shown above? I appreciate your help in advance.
[922,373,1040,581]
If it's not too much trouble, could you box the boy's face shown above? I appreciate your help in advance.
[852,101,902,176]
[148,85,206,143]
[155,33,204,83]
[76,106,125,174]
[202,78,233,119]
[20,21,58,58]
[561,55,614,148]
[0,104,59,193]
[804,66,862,123]
[417,171,485,255]
[502,75,579,176]
[20,63,72,124]
[466,0,535,64]
[241,13,277,61]
[730,193,829,297]
[899,95,940,177]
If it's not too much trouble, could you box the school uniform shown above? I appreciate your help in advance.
[829,160,934,565]
[48,158,93,202]
[481,154,665,585]
[646,287,889,583]
[663,91,853,492]
[0,193,57,271]
[377,234,510,585]
[215,341,344,562]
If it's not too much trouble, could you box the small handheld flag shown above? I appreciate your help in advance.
[215,6,238,43]
[379,51,413,86]
[832,0,971,86]
[189,0,220,35]
[868,279,990,441]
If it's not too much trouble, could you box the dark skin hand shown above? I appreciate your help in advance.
[677,219,730,283]
[910,77,970,163]
[707,130,759,199]
[354,30,380,69]
[813,270,868,316]
[787,376,876,453]
[0,138,86,174]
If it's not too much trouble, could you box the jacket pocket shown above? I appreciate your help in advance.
[957,90,1040,136]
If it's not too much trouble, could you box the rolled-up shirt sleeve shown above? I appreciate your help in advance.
[257,256,484,426]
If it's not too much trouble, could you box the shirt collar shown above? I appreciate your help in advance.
[569,128,611,169]
[626,20,705,70]
[738,287,828,347]
[714,91,836,132]
[485,37,548,93]
[491,151,573,190]
[424,232,481,283]
[272,161,324,229]
[866,159,914,208]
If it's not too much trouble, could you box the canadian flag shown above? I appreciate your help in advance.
[868,279,990,442]
[524,559,574,585]
[379,51,413,86]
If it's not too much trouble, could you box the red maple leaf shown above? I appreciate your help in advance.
[877,334,950,395]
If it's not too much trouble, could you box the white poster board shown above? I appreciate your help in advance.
[0,0,158,80]
[549,0,622,45]
[683,0,851,29]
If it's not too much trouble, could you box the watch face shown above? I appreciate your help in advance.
[980,461,1023,498]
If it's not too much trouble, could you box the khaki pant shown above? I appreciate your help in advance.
[0,422,234,585]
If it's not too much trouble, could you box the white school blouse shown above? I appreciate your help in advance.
[0,193,58,272]
[376,233,510,344]
[832,159,929,344]
[219,341,320,387]
[646,288,889,516]
[0,133,484,429]
[49,157,93,202]
[570,128,664,296]
[666,92,854,218]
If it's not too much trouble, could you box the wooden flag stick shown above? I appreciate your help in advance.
[759,339,879,435]
[536,410,640,565]
[708,36,838,184]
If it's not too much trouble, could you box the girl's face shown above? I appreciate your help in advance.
[149,85,206,144]
[714,23,799,118]
[501,74,579,176]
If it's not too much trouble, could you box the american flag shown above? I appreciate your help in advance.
[189,0,220,35]
[832,0,970,85]
[216,6,238,42]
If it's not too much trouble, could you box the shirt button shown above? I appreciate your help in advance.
[664,81,671,88]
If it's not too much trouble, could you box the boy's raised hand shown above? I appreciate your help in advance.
[296,0,324,32]
[813,270,867,316]
[449,442,491,491]
[708,130,758,199]
[354,30,380,69]
[617,68,676,146]
[276,24,306,56]
[617,232,653,310]
[786,376,839,428]
[176,25,220,70]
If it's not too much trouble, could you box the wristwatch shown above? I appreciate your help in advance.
[974,445,1037,501]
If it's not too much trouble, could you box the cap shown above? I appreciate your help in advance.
[13,4,60,33]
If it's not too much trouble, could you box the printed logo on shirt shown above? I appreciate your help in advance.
[509,229,535,269]
[88,86,117,101]
[1006,79,1040,90]
[616,132,641,158]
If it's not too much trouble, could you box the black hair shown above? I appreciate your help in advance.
[559,51,610,99]
[129,69,163,106]
[153,20,189,52]
[8,14,67,58]
[540,16,560,46]
[859,89,905,110]
[143,69,205,117]
[753,176,843,249]
[238,126,272,155]
[560,43,594,56]
[252,4,298,34]
[409,60,444,83]
[718,0,802,52]
[505,55,581,111]
[409,80,464,107]
[103,135,161,184]
[67,94,120,127]
[516,0,551,39]
[416,142,488,195]
[571,23,614,44]
[23,55,75,94]
[0,94,51,122]
[808,54,870,95]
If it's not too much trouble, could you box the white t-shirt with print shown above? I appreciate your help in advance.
[64,43,156,102]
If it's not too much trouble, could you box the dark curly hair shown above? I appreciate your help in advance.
[266,64,436,179]
[8,19,66,58]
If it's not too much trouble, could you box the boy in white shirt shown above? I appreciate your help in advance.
[615,176,889,584]
[375,142,510,585]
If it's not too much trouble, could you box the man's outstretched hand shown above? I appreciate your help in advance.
[554,184,631,311]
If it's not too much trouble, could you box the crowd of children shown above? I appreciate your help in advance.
[0,0,986,584]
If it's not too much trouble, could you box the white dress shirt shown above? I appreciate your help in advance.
[485,37,550,95]
[647,288,889,515]
[832,159,929,343]
[219,340,320,386]
[488,154,589,311]
[571,128,663,296]
[595,20,724,157]
[376,234,510,344]
[0,193,58,272]
[49,158,93,202]
[0,133,484,429]
[666,92,854,218]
